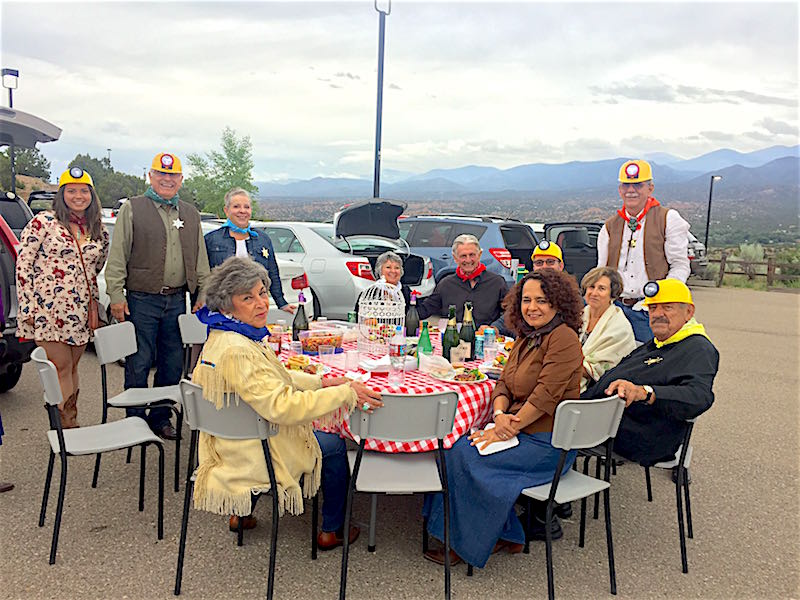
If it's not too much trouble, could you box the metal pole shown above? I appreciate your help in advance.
[373,1,390,199]
[704,175,716,249]
[8,87,15,194]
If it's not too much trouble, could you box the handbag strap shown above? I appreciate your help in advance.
[72,234,95,300]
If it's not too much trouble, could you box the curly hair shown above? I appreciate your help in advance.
[502,269,583,336]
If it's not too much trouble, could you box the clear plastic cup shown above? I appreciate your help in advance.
[388,365,405,387]
[288,341,302,357]
[345,350,360,370]
[318,345,335,366]
[483,342,498,364]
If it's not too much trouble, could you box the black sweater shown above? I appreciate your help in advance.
[417,271,508,328]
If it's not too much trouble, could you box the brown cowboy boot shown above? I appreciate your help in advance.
[67,389,80,428]
[58,392,79,429]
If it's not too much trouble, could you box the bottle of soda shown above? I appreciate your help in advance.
[418,321,433,357]
[442,305,460,362]
[292,290,309,342]
[459,301,476,360]
[405,291,420,337]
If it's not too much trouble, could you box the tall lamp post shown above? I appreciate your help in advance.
[704,175,722,249]
[107,148,112,166]
[372,0,391,199]
[2,68,19,194]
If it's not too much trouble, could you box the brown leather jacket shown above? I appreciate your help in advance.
[491,322,583,435]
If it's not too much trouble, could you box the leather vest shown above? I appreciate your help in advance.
[605,204,670,281]
[126,196,201,293]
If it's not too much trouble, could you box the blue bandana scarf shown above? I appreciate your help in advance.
[224,219,259,237]
[144,186,179,208]
[195,306,269,342]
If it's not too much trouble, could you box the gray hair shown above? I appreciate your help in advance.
[375,251,404,278]
[224,188,252,210]
[204,256,271,313]
[452,233,481,255]
[581,266,624,300]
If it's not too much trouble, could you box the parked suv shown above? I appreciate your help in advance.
[398,214,538,284]
[0,191,34,238]
[0,213,35,392]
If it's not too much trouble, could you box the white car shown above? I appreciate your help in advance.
[250,213,435,320]
[96,218,312,324]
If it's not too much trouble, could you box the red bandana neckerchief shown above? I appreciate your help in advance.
[69,212,87,237]
[456,263,486,281]
[617,197,660,232]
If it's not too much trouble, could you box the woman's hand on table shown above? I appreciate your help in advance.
[492,413,520,439]
[469,427,502,452]
[351,381,383,414]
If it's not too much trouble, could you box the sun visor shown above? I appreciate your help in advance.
[334,199,406,239]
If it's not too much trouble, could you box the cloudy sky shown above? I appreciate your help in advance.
[2,1,798,182]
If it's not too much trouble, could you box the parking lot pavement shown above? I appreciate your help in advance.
[1,286,798,600]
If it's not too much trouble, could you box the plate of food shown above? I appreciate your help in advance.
[285,354,332,376]
[430,367,488,384]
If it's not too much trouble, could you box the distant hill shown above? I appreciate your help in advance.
[669,145,800,172]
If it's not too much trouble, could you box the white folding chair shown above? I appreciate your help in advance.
[520,396,625,600]
[178,313,208,379]
[92,321,183,492]
[174,380,281,599]
[32,347,164,565]
[338,391,459,600]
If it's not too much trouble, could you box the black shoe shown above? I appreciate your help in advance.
[527,515,563,542]
[555,502,572,519]
[156,424,178,441]
[672,467,691,485]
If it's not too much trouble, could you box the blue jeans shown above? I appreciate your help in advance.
[124,291,185,430]
[314,431,349,532]
[617,301,653,343]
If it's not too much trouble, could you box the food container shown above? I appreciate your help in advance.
[310,319,358,342]
[299,329,344,355]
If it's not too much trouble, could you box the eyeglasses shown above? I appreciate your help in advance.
[619,181,649,190]
[533,258,560,267]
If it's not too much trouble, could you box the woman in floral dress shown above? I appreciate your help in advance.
[16,167,109,428]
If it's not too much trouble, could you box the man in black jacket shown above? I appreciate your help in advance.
[583,279,719,466]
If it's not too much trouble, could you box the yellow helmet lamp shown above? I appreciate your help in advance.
[618,160,653,184]
[151,152,183,174]
[643,279,694,306]
[58,167,94,188]
[531,240,563,263]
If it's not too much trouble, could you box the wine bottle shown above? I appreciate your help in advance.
[405,292,420,337]
[459,301,476,360]
[292,291,309,341]
[442,305,460,362]
[418,321,433,357]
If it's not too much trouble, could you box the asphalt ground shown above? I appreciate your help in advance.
[1,286,798,600]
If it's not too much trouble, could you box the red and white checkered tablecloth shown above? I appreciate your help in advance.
[278,339,495,453]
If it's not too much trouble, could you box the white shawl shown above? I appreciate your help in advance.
[580,304,637,393]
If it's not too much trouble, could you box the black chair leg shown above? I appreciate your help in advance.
[264,441,280,600]
[237,513,245,547]
[579,494,588,548]
[645,466,653,502]
[92,453,102,488]
[156,443,165,540]
[126,446,132,463]
[676,467,689,573]
[174,431,198,596]
[174,408,183,493]
[545,502,556,600]
[39,452,55,527]
[139,445,146,512]
[339,444,364,600]
[49,456,68,565]
[603,487,617,595]
[684,475,693,539]
[311,494,319,560]
[523,497,531,554]
[593,458,601,519]
[467,564,473,576]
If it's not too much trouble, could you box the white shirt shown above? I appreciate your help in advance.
[597,209,690,304]
[235,238,248,258]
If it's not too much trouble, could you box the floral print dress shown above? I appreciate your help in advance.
[16,212,109,345]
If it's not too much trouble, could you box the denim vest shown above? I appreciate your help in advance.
[204,226,287,308]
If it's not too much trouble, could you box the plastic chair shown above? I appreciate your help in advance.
[519,396,625,600]
[178,313,208,378]
[338,391,459,600]
[92,321,183,492]
[31,347,164,565]
[174,380,281,599]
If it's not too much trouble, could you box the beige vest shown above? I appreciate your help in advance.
[126,195,201,293]
[605,204,670,281]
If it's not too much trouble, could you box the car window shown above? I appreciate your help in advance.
[548,226,597,249]
[0,201,30,230]
[446,224,487,245]
[265,227,305,253]
[407,222,454,247]
[499,225,536,249]
[398,221,413,241]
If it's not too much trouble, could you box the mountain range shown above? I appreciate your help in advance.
[256,144,799,198]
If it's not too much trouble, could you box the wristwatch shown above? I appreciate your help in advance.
[642,385,654,403]
[493,409,505,420]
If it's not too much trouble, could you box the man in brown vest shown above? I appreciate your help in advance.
[105,152,210,439]
[596,159,690,343]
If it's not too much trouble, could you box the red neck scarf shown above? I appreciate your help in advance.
[456,263,486,281]
[69,212,87,236]
[617,197,660,232]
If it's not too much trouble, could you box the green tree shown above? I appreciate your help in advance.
[1,146,52,189]
[181,127,257,215]
[68,154,145,207]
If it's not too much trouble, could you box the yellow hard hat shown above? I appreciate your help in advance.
[531,240,563,263]
[151,152,183,174]
[643,279,694,306]
[58,166,94,188]
[618,159,653,184]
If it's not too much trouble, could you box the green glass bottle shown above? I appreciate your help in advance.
[442,305,460,361]
[418,321,433,357]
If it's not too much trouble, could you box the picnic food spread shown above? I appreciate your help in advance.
[298,329,344,354]
[453,368,484,382]
[286,354,326,374]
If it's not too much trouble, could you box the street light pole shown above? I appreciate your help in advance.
[107,148,112,166]
[704,175,722,249]
[2,68,19,194]
[372,0,391,199]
